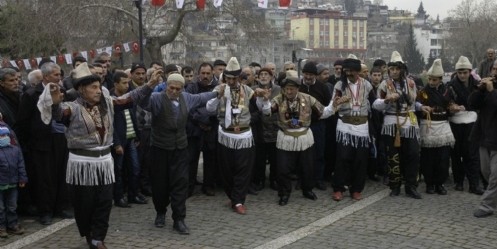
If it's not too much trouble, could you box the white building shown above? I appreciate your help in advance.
[413,22,444,64]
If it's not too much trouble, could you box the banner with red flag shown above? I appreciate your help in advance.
[279,0,291,8]
[197,0,205,10]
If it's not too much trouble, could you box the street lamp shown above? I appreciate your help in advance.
[133,0,144,63]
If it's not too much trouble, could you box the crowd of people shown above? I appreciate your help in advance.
[0,48,496,248]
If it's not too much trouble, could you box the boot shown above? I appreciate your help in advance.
[405,185,422,199]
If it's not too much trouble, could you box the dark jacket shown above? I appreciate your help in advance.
[251,82,281,144]
[110,88,140,147]
[0,88,20,128]
[15,83,56,151]
[469,87,497,150]
[447,75,480,110]
[0,144,28,185]
[185,79,218,138]
[479,59,494,78]
[299,79,332,121]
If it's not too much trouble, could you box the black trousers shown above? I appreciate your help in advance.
[420,146,450,186]
[333,143,369,193]
[138,128,152,192]
[71,184,113,241]
[310,121,326,182]
[324,115,338,182]
[217,144,254,205]
[151,146,189,221]
[277,146,315,197]
[383,135,420,189]
[31,133,69,215]
[252,142,277,185]
[450,122,481,187]
[187,133,218,192]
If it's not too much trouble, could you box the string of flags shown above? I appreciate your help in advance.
[3,40,144,70]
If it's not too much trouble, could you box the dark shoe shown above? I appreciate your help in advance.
[315,181,327,191]
[473,209,493,218]
[141,188,152,197]
[351,192,362,200]
[173,220,190,235]
[303,191,318,200]
[114,198,131,208]
[389,188,400,197]
[154,213,165,228]
[7,225,24,235]
[332,191,343,201]
[129,195,148,204]
[247,185,259,195]
[56,209,74,218]
[435,185,447,195]
[279,195,289,206]
[0,229,8,238]
[39,214,53,225]
[253,182,264,191]
[405,186,422,199]
[469,186,484,195]
[454,183,463,191]
[426,185,435,194]
[201,187,215,196]
[369,175,380,182]
[232,204,247,215]
[269,181,279,191]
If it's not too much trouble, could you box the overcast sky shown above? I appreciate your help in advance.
[381,0,466,19]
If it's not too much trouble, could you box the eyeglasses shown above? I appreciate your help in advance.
[285,68,295,71]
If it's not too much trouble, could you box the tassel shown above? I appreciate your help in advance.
[394,127,401,147]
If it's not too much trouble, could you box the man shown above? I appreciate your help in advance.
[491,60,497,77]
[0,68,21,128]
[242,67,256,87]
[478,48,496,78]
[213,59,227,80]
[94,52,113,89]
[417,59,455,195]
[63,56,87,90]
[299,61,332,190]
[259,70,333,205]
[150,61,163,71]
[283,61,296,72]
[316,64,331,91]
[447,56,485,195]
[185,63,219,197]
[110,71,147,207]
[181,66,195,85]
[140,73,218,234]
[92,63,105,84]
[16,62,72,225]
[331,58,373,201]
[154,64,178,92]
[373,59,388,79]
[328,60,343,86]
[368,67,387,183]
[251,68,280,191]
[359,63,369,80]
[206,57,256,215]
[27,69,42,88]
[264,62,277,83]
[41,62,161,249]
[373,51,430,199]
[469,73,497,218]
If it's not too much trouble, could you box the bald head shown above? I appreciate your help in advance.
[487,48,495,61]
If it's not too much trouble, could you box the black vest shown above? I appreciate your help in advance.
[151,93,188,150]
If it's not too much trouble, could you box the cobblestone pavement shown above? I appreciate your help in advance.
[1,179,496,249]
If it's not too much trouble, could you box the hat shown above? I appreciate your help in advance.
[387,51,405,68]
[427,59,444,77]
[455,56,472,70]
[280,70,300,88]
[258,67,273,76]
[167,73,185,85]
[72,62,102,89]
[342,58,362,72]
[164,64,179,75]
[130,62,146,73]
[316,64,329,75]
[223,57,241,77]
[334,60,344,66]
[0,127,10,136]
[213,59,227,67]
[302,62,318,75]
[347,54,358,60]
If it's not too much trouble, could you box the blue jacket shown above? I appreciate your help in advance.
[110,88,140,147]
[0,145,27,185]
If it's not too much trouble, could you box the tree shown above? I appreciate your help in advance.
[344,0,356,16]
[445,0,497,67]
[403,24,425,74]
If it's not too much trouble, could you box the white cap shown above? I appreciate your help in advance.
[427,59,444,77]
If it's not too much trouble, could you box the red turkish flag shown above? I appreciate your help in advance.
[114,44,122,57]
[29,58,38,69]
[16,59,24,70]
[196,0,205,10]
[279,0,291,8]
[132,41,140,54]
[151,0,165,6]
[89,49,96,58]
[57,55,65,64]
[72,51,79,58]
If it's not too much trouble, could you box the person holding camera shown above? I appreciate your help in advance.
[469,74,497,218]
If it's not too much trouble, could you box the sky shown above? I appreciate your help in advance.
[381,0,466,19]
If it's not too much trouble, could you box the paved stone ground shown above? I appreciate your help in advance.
[1,178,496,249]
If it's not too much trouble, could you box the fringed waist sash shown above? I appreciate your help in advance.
[218,126,254,149]
[66,146,114,186]
[336,118,370,148]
